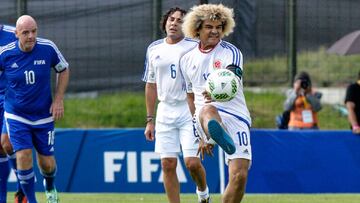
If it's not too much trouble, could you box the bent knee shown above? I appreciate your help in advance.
[161,158,177,173]
[230,169,248,184]
[38,156,56,173]
[200,105,217,116]
[1,139,13,154]
[185,158,202,172]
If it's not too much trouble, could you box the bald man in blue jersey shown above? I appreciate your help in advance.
[0,24,28,203]
[0,15,69,203]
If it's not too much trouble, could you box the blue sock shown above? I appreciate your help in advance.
[41,167,57,191]
[7,153,23,193]
[0,155,10,203]
[17,168,37,203]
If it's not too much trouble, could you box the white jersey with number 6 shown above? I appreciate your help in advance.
[142,37,198,104]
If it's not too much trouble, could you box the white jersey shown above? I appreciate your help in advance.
[180,40,251,127]
[142,37,198,104]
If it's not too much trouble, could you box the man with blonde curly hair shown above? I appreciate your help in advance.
[143,7,211,203]
[180,4,251,203]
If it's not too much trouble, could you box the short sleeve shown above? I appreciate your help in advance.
[142,48,156,83]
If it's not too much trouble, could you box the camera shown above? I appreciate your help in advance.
[300,79,310,89]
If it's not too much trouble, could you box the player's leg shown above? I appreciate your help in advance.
[36,154,58,203]
[155,121,181,203]
[222,158,249,203]
[0,113,10,203]
[1,132,27,203]
[161,157,180,203]
[198,105,235,154]
[0,141,10,203]
[184,157,210,203]
[220,114,251,203]
[6,119,37,203]
[33,122,59,203]
[16,149,37,203]
[180,121,210,202]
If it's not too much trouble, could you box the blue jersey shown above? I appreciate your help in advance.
[0,25,16,46]
[0,38,68,122]
[0,25,17,106]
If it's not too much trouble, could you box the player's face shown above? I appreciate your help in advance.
[16,21,37,52]
[198,19,223,50]
[165,11,184,44]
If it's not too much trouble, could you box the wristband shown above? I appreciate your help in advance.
[146,115,154,124]
[352,125,360,130]
[226,64,243,80]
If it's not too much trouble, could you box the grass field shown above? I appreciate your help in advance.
[57,91,350,129]
[7,193,360,203]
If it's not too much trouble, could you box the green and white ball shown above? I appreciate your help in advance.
[206,69,239,102]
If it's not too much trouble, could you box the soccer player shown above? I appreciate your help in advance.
[142,7,211,203]
[0,24,27,203]
[180,4,252,203]
[0,15,70,203]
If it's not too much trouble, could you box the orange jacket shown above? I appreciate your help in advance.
[288,95,318,128]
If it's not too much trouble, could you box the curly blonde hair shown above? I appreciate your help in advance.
[182,4,235,39]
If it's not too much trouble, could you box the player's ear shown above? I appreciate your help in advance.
[226,64,242,80]
[15,29,19,38]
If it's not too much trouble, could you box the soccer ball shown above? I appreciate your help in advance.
[205,69,239,102]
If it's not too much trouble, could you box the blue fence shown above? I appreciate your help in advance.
[6,129,360,193]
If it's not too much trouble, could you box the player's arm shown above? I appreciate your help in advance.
[226,64,243,80]
[144,82,156,141]
[187,92,195,116]
[51,68,69,121]
[346,101,360,134]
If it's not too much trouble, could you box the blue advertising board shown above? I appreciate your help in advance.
[6,129,360,193]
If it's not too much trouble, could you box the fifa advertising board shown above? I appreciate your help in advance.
[6,129,222,193]
[6,129,360,193]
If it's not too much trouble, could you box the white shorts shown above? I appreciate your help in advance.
[194,108,252,163]
[155,109,199,158]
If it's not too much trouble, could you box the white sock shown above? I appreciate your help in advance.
[196,186,209,200]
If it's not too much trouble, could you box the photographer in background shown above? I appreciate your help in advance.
[283,71,322,130]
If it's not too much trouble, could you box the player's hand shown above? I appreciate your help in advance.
[353,128,360,134]
[202,90,213,103]
[197,138,214,160]
[144,122,155,141]
[50,98,64,121]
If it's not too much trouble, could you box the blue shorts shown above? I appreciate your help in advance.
[1,117,7,135]
[5,118,55,156]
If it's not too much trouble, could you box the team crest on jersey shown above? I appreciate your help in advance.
[214,59,222,69]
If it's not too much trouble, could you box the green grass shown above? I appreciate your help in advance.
[245,47,360,87]
[57,91,349,130]
[58,92,145,128]
[7,193,360,203]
